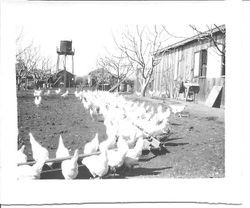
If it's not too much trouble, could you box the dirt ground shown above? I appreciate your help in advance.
[17,88,224,179]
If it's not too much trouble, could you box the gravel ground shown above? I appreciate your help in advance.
[17,88,225,179]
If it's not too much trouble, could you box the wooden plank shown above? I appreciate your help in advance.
[205,85,223,107]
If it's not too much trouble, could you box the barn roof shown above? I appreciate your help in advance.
[155,25,225,56]
[57,70,75,76]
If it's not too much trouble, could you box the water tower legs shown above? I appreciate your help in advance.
[64,55,67,90]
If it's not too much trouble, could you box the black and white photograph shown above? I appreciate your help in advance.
[15,23,226,180]
[0,0,248,207]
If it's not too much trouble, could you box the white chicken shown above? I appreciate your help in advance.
[56,135,70,159]
[82,97,92,110]
[153,107,171,124]
[144,108,155,121]
[82,148,109,179]
[17,157,46,180]
[148,90,154,97]
[29,132,49,162]
[145,105,151,112]
[89,108,94,120]
[61,149,79,179]
[107,137,129,173]
[44,90,50,96]
[83,133,99,155]
[17,145,27,164]
[169,104,186,116]
[124,136,144,169]
[74,90,81,99]
[99,136,117,152]
[157,105,163,114]
[34,89,42,97]
[143,114,169,135]
[34,96,42,107]
[135,91,141,96]
[61,90,69,98]
[55,88,61,94]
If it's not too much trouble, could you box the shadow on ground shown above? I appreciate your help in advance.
[40,160,93,179]
[106,166,172,179]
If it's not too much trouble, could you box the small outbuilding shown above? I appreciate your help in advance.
[53,70,75,88]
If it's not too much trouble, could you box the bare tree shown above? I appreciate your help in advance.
[189,24,226,72]
[31,57,54,87]
[16,30,54,90]
[113,25,166,96]
[16,44,41,90]
[97,54,134,91]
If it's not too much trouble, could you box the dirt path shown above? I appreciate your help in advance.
[17,89,225,178]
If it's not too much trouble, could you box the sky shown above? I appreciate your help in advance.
[13,2,219,77]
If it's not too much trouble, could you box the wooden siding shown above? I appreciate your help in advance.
[152,34,225,107]
[195,77,225,107]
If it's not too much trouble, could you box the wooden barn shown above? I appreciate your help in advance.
[152,25,225,107]
[52,70,75,88]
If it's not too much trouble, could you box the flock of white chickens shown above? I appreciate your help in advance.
[17,88,186,180]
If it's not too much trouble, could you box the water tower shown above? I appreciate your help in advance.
[56,40,75,89]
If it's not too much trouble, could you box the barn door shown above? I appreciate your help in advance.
[194,52,200,78]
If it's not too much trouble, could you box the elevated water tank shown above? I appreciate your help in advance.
[60,40,72,54]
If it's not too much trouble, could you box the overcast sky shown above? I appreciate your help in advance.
[13,2,221,76]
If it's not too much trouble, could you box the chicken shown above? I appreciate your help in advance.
[120,124,144,148]
[135,91,141,96]
[82,148,109,179]
[55,88,61,94]
[61,149,79,179]
[82,97,92,110]
[74,90,81,99]
[144,108,155,121]
[83,133,99,155]
[103,119,119,146]
[153,107,171,124]
[143,114,170,135]
[157,105,163,114]
[56,135,70,159]
[17,157,46,180]
[44,90,50,96]
[61,90,69,98]
[139,102,145,109]
[107,137,129,174]
[99,136,117,152]
[116,118,137,140]
[34,96,42,107]
[89,108,94,120]
[124,136,144,168]
[145,105,151,112]
[169,104,186,116]
[34,89,42,97]
[17,145,27,164]
[148,90,154,97]
[29,133,49,162]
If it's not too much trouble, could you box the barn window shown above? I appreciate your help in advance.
[194,52,200,77]
[194,49,207,78]
[200,49,207,77]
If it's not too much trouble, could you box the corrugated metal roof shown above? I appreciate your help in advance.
[155,25,225,55]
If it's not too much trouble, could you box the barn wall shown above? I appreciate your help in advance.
[195,77,225,107]
[54,71,75,88]
[153,33,225,107]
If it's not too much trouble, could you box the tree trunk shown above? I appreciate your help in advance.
[140,78,151,97]
[25,78,28,90]
[117,78,120,92]
[141,84,147,97]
